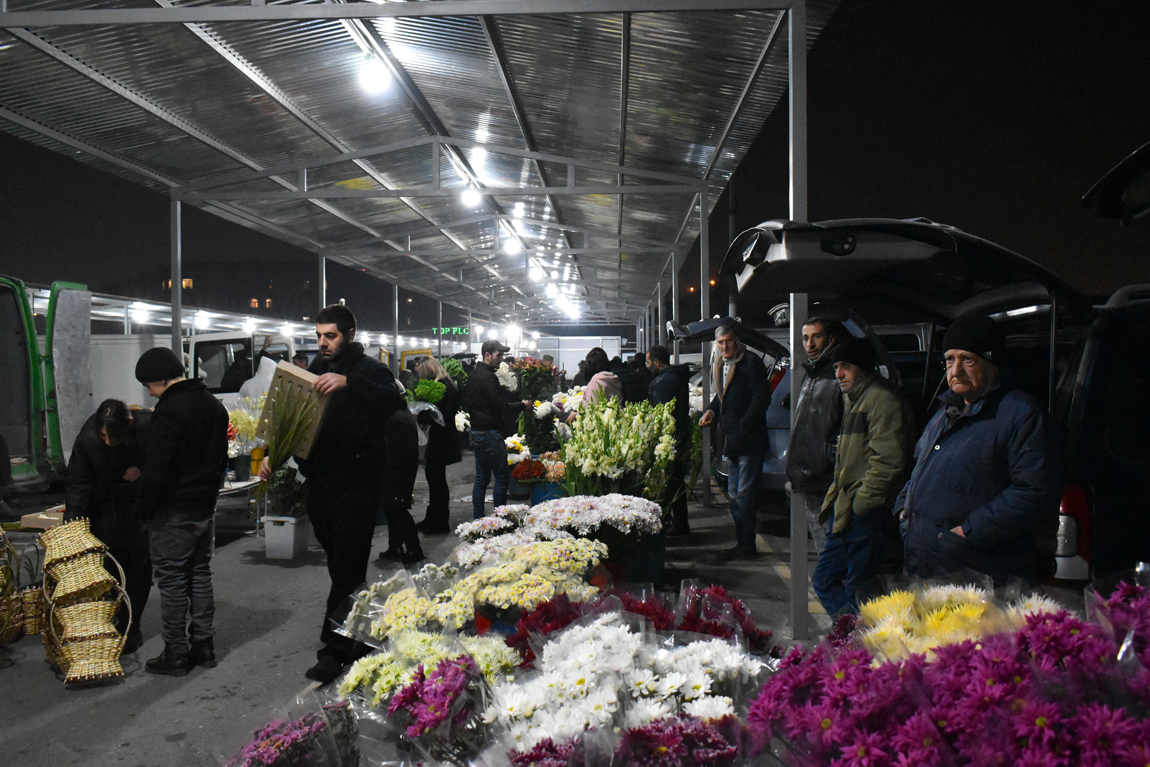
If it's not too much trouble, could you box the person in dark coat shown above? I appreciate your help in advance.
[65,398,153,654]
[896,313,1062,585]
[462,340,531,519]
[699,321,772,559]
[647,345,693,535]
[786,317,849,555]
[377,406,423,563]
[413,356,462,534]
[133,346,230,676]
[261,303,406,684]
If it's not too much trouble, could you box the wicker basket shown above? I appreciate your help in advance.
[41,518,106,575]
[0,592,23,646]
[46,583,130,687]
[45,551,124,606]
[21,587,45,636]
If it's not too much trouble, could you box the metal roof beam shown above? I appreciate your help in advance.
[355,247,671,257]
[181,184,701,202]
[0,2,796,28]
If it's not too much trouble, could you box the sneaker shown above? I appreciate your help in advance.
[189,638,218,669]
[145,645,190,677]
[305,656,345,685]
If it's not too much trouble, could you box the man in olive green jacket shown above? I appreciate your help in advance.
[812,338,914,615]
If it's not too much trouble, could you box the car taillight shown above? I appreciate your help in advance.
[768,367,786,392]
[1059,483,1092,562]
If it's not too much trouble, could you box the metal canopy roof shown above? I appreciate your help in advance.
[0,0,835,325]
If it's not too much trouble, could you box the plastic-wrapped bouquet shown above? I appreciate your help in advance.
[562,398,676,499]
[225,702,358,767]
[506,434,531,465]
[408,378,446,404]
[614,715,741,767]
[227,396,265,458]
[388,655,489,766]
[496,362,519,393]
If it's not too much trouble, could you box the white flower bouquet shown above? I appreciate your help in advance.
[496,361,519,392]
[505,434,531,465]
[561,398,677,500]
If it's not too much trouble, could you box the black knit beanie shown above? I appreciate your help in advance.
[942,313,1007,367]
[829,337,877,372]
[135,346,185,383]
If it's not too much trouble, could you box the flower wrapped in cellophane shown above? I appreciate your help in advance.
[387,655,490,766]
[224,701,358,767]
[505,434,531,465]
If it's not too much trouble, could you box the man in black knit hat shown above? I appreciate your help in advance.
[895,312,1061,584]
[133,346,229,676]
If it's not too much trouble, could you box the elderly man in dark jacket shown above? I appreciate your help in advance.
[647,344,693,535]
[263,303,406,684]
[786,317,848,554]
[700,322,772,559]
[896,313,1061,584]
[133,346,229,676]
[66,398,152,654]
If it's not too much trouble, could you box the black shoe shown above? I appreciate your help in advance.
[305,655,345,684]
[401,547,426,565]
[377,547,404,562]
[717,545,758,562]
[189,638,218,669]
[145,645,190,677]
[415,520,451,535]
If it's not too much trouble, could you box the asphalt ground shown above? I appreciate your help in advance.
[0,458,827,767]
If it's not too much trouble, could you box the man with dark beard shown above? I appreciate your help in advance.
[262,303,405,684]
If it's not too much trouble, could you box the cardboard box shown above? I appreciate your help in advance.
[21,506,65,530]
[254,361,331,460]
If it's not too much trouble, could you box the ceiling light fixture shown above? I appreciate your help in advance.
[461,188,482,207]
[358,56,391,94]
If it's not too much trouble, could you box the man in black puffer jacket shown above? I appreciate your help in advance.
[133,346,229,677]
[282,304,407,685]
[66,399,152,654]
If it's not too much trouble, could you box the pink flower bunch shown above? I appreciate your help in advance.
[387,656,482,739]
[226,712,327,767]
[614,715,741,767]
[746,608,1150,766]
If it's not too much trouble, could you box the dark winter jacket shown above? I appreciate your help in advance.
[648,363,692,445]
[463,362,525,433]
[424,380,462,466]
[707,349,771,457]
[66,411,151,544]
[381,408,419,510]
[820,375,914,534]
[786,348,845,492]
[300,342,406,484]
[896,384,1062,583]
[134,379,229,522]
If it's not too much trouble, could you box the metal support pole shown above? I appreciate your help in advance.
[789,2,808,225]
[636,321,642,354]
[438,300,443,358]
[728,176,738,319]
[170,199,182,354]
[671,251,680,364]
[788,2,810,642]
[468,308,473,353]
[317,255,326,311]
[699,187,712,508]
[657,281,664,346]
[392,283,400,374]
[789,292,809,640]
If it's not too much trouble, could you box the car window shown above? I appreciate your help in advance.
[196,340,253,394]
[1103,320,1150,465]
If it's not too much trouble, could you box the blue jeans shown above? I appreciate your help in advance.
[813,511,885,616]
[471,430,510,519]
[726,454,762,551]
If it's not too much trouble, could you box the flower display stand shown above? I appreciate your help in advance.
[262,516,310,559]
[529,482,566,505]
[506,477,531,501]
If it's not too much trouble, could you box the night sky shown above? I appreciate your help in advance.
[1,0,1147,333]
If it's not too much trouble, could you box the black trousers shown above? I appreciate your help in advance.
[422,457,450,529]
[306,479,377,663]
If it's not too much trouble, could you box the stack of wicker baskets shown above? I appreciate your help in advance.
[0,531,23,646]
[40,518,131,687]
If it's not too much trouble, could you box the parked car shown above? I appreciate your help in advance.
[697,216,1148,582]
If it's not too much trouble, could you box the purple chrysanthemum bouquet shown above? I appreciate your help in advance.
[225,702,357,767]
[387,655,488,765]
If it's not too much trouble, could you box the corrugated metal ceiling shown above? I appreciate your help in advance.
[0,0,837,324]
